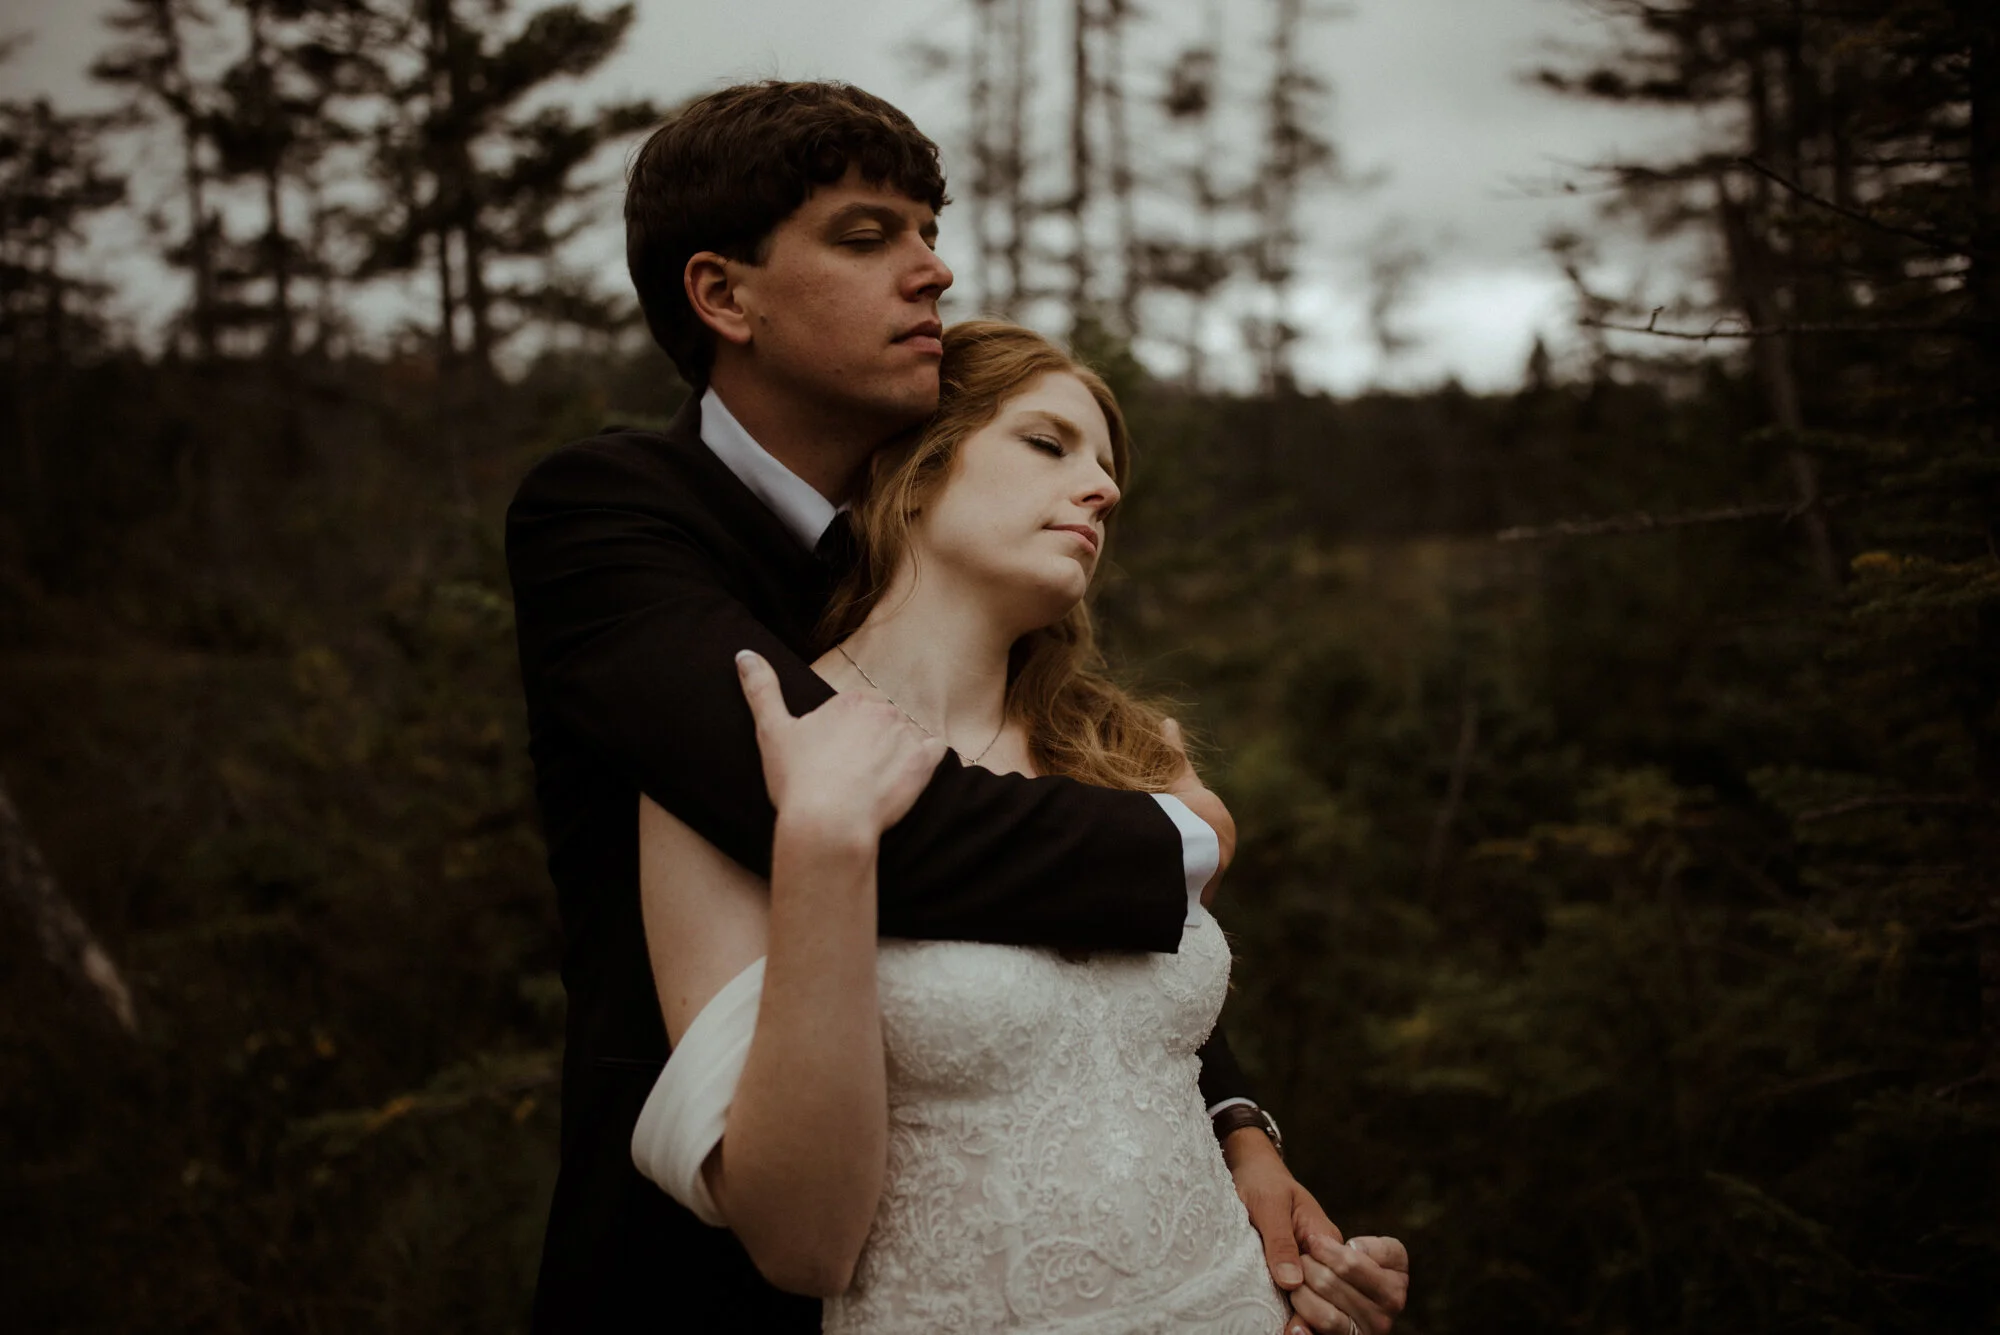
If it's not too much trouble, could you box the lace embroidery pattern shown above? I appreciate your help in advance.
[823,912,1289,1334]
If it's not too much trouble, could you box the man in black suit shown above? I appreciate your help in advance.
[507,80,1410,1334]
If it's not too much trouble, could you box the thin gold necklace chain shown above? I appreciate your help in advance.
[835,643,1006,767]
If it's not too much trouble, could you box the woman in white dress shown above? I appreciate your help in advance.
[633,320,1294,1333]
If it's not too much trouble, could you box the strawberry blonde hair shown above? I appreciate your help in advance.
[819,320,1184,792]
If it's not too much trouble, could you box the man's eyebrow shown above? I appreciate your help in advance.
[822,202,933,235]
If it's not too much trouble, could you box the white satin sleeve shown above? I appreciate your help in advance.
[1150,793,1219,925]
[630,955,767,1227]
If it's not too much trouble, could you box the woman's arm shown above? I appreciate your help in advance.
[639,801,884,1295]
[636,651,944,1297]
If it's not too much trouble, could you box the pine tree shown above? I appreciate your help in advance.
[357,0,654,378]
[204,0,385,366]
[0,82,125,527]
[1372,1,2000,1326]
[0,91,125,369]
[1243,0,1339,396]
[92,0,229,359]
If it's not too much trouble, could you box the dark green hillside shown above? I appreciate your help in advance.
[2,0,1993,1330]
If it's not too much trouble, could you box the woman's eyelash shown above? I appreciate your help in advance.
[1026,434,1064,456]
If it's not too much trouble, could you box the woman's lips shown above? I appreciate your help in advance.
[1048,524,1099,554]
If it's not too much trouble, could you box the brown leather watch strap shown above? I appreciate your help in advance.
[1211,1102,1284,1159]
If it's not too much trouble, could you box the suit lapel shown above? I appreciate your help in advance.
[644,395,840,653]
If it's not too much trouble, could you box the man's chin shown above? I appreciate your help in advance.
[861,378,942,434]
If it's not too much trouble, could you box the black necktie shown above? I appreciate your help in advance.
[814,511,860,573]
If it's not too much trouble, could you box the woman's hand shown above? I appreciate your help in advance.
[1291,1235,1411,1335]
[736,649,948,839]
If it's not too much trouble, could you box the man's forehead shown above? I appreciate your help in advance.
[801,167,937,222]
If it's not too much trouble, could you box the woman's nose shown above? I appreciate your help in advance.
[1080,465,1120,511]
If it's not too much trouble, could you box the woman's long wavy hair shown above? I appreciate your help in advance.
[817,320,1184,792]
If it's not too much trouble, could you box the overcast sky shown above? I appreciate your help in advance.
[3,0,1705,392]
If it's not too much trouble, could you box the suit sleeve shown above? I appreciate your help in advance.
[508,442,1191,955]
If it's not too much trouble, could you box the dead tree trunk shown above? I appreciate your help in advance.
[434,220,459,366]
[1425,688,1480,885]
[0,774,137,1034]
[1002,0,1034,316]
[1716,173,1839,590]
[1962,0,2000,1077]
[1968,2,2000,412]
[1066,0,1096,329]
[968,0,999,310]
[1717,33,1842,595]
[146,0,220,361]
[428,0,493,380]
[1253,0,1311,397]
[245,0,295,364]
[1104,0,1139,336]
[424,0,461,372]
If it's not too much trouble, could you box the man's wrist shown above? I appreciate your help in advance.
[1220,1125,1284,1175]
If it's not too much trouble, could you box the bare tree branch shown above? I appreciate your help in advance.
[1794,793,1994,824]
[1497,499,1823,542]
[292,1049,559,1152]
[0,772,137,1033]
[1583,308,1981,341]
[1425,688,1479,884]
[1739,156,1984,259]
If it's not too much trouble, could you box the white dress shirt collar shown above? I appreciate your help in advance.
[698,387,844,551]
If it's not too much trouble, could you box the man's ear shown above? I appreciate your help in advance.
[684,251,755,349]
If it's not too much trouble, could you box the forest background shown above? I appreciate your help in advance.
[0,0,1994,1331]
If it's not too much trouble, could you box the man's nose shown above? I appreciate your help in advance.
[906,240,953,299]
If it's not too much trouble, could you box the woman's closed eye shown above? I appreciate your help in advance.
[1025,433,1065,457]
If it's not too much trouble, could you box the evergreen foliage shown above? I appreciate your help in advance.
[1,0,1993,1330]
[1102,3,2000,1330]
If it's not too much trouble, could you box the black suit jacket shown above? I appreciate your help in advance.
[506,395,1254,1332]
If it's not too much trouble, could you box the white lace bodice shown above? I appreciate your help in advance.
[823,908,1287,1334]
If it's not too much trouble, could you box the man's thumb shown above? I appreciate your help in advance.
[735,649,787,729]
